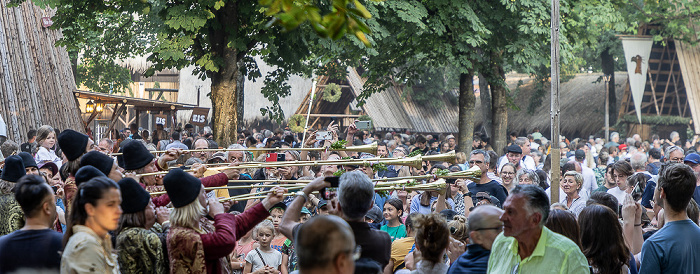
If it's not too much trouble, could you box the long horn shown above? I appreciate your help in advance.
[421,151,456,163]
[343,143,377,154]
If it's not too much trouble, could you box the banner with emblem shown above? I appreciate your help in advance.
[620,36,654,124]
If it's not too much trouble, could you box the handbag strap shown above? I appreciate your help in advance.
[255,248,268,267]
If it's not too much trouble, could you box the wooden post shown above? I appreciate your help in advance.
[604,75,611,142]
[301,79,317,147]
[550,0,561,205]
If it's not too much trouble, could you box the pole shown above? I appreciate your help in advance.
[604,75,610,143]
[550,0,561,205]
[301,79,317,147]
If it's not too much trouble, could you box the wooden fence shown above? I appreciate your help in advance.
[0,0,81,143]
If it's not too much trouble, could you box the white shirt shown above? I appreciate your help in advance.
[34,146,62,169]
[497,155,536,171]
[607,187,627,205]
[580,164,598,193]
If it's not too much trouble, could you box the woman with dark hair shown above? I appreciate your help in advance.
[115,178,168,273]
[608,160,635,204]
[61,176,122,273]
[545,209,581,248]
[381,198,406,242]
[579,205,631,274]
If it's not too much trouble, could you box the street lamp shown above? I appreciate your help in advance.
[95,100,104,113]
[86,100,94,114]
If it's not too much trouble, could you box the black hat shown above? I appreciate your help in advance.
[81,151,114,176]
[57,129,89,161]
[1,155,25,182]
[163,169,201,208]
[75,166,106,187]
[122,141,154,170]
[506,145,522,154]
[575,149,586,161]
[118,177,150,213]
[17,152,37,168]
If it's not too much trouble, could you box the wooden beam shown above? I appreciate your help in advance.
[648,70,661,115]
[301,114,362,118]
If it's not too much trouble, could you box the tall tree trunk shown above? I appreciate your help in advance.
[601,48,617,126]
[458,71,476,156]
[479,73,492,139]
[211,46,239,147]
[489,56,508,154]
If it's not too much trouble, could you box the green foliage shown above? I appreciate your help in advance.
[407,150,422,158]
[332,169,346,177]
[621,115,691,125]
[260,0,374,46]
[322,83,342,102]
[331,139,348,149]
[76,58,132,94]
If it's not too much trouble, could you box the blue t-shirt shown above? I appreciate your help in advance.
[640,219,700,273]
[0,229,63,273]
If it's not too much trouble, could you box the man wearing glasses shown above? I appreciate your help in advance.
[487,185,589,274]
[466,150,507,207]
[448,205,503,274]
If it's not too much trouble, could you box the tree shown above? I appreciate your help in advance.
[26,0,375,146]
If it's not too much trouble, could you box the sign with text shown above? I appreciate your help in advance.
[154,114,167,126]
[190,108,209,126]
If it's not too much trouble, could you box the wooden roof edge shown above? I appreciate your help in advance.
[73,90,200,110]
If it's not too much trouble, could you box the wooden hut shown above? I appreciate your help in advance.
[293,67,459,133]
[616,26,700,140]
[0,0,81,143]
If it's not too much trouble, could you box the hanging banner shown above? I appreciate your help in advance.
[189,108,209,127]
[620,36,654,124]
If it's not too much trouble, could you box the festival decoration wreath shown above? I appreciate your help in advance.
[323,83,342,102]
[289,114,306,133]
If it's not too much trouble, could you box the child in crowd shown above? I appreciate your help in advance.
[243,220,284,274]
[33,125,62,168]
[381,198,407,242]
[268,203,288,252]
[281,207,311,273]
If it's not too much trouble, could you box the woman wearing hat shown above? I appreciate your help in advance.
[115,178,168,274]
[0,155,25,236]
[164,169,287,273]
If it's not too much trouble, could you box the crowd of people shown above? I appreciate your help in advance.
[0,120,698,274]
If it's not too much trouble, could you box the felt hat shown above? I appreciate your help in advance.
[80,151,114,176]
[163,168,201,208]
[74,165,106,187]
[506,145,522,154]
[1,155,25,182]
[122,141,154,171]
[17,152,37,168]
[38,162,59,177]
[57,129,89,161]
[118,177,150,213]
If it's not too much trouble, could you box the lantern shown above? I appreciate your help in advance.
[85,100,94,114]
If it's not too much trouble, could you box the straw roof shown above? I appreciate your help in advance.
[474,72,628,138]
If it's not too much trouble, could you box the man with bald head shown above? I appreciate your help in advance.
[448,205,504,274]
[193,137,212,162]
[294,215,356,274]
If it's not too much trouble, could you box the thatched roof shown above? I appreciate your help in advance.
[474,72,628,138]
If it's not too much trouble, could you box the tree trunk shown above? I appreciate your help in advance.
[210,46,239,147]
[486,50,508,155]
[479,73,492,139]
[458,71,476,156]
[601,48,617,126]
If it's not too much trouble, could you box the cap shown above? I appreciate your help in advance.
[619,144,628,151]
[506,145,522,154]
[575,149,585,161]
[365,205,382,223]
[685,153,700,164]
[317,199,328,209]
[301,207,311,215]
[270,202,287,212]
[210,152,227,162]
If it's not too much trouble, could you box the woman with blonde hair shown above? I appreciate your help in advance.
[164,169,287,273]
